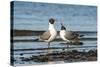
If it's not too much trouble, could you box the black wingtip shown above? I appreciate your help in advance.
[33,38,39,41]
[80,35,84,37]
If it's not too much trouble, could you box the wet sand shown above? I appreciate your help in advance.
[19,49,97,62]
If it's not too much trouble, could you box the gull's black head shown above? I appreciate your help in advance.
[49,18,55,24]
[61,25,66,30]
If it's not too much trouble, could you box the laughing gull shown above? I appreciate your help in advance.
[60,22,84,46]
[39,18,57,48]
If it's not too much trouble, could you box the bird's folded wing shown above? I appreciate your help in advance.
[64,31,78,40]
[40,31,51,40]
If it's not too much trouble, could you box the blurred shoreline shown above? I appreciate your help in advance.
[11,29,97,36]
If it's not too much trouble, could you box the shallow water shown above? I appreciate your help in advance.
[12,33,97,65]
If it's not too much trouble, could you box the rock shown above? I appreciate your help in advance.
[74,55,81,59]
[81,56,87,60]
[72,50,78,53]
[88,50,97,56]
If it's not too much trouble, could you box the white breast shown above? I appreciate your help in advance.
[48,24,57,42]
[60,30,65,40]
[50,29,57,40]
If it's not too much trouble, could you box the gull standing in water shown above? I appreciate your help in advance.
[39,18,57,48]
[60,22,84,47]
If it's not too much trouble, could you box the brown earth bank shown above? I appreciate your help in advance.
[11,29,96,36]
[19,49,97,62]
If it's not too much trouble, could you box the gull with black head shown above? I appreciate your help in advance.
[60,22,84,47]
[39,18,57,48]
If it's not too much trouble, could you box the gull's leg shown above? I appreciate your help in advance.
[67,44,69,48]
[48,42,50,48]
[65,40,70,49]
[47,42,50,61]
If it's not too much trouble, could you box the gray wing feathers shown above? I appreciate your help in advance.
[40,31,51,40]
[64,31,79,40]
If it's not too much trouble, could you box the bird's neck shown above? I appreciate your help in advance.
[48,23,55,30]
[61,29,66,32]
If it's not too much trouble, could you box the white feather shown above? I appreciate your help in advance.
[60,30,70,42]
[45,23,57,42]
